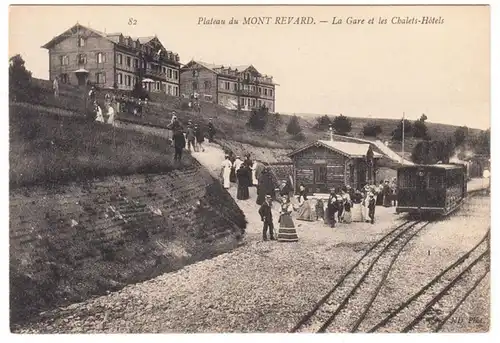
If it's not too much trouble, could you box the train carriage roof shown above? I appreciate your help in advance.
[398,163,466,171]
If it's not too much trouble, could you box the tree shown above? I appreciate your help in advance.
[247,106,268,131]
[362,123,383,137]
[9,54,33,101]
[470,129,490,156]
[411,139,455,164]
[454,126,469,147]
[391,119,413,141]
[412,113,429,139]
[315,115,332,131]
[131,81,149,100]
[332,114,352,135]
[287,115,302,135]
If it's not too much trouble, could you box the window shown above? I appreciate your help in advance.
[269,89,273,97]
[168,85,172,95]
[173,70,178,80]
[264,88,268,96]
[162,67,166,74]
[117,53,123,65]
[314,166,328,184]
[134,77,139,85]
[225,81,230,90]
[126,75,131,86]
[78,37,86,47]
[96,72,106,84]
[126,56,131,67]
[240,98,245,106]
[252,99,256,107]
[117,73,123,84]
[174,86,179,96]
[233,83,238,91]
[60,55,69,66]
[192,81,198,90]
[77,54,87,64]
[168,69,173,79]
[156,81,161,91]
[134,59,139,68]
[60,73,69,84]
[96,52,106,63]
[204,81,211,90]
[258,87,262,94]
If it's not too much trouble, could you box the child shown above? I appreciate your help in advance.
[315,199,325,221]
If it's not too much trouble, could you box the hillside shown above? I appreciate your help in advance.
[24,78,488,164]
[9,101,248,324]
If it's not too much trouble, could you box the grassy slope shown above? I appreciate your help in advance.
[9,104,195,189]
[25,78,486,163]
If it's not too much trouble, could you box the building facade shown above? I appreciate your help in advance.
[180,60,277,112]
[42,23,181,96]
[288,140,382,193]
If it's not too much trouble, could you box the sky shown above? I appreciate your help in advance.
[8,5,490,129]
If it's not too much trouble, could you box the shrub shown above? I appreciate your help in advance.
[286,115,302,135]
[291,132,306,141]
[362,123,383,137]
[247,106,268,131]
[332,114,352,135]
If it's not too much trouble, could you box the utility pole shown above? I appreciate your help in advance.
[401,112,405,164]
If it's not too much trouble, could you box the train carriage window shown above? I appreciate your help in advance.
[399,171,417,188]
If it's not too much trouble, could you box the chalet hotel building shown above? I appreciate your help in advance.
[42,23,181,96]
[180,61,277,113]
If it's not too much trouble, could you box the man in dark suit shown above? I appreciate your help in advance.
[258,195,275,241]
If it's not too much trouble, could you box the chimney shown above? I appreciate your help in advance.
[329,124,333,142]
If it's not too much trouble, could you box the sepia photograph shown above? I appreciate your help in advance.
[6,3,492,335]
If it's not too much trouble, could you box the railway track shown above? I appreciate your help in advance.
[290,220,431,333]
[366,228,490,333]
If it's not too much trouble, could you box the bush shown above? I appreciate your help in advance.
[391,119,413,141]
[362,123,383,137]
[247,106,268,131]
[315,115,332,131]
[286,115,302,135]
[131,81,149,100]
[332,114,352,135]
[291,132,305,141]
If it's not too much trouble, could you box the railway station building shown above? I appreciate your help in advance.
[287,139,383,193]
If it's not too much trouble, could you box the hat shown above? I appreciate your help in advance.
[265,195,271,199]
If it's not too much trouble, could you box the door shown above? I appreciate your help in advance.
[313,165,328,193]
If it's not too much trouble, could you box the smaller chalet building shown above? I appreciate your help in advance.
[288,140,383,193]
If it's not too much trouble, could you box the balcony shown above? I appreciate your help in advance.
[236,88,260,97]
[144,67,166,80]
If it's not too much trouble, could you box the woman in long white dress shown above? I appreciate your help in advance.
[221,155,232,189]
[107,104,116,126]
[95,103,104,123]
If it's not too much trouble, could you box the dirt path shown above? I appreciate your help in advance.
[191,142,281,243]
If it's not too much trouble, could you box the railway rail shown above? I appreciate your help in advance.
[365,228,490,333]
[290,220,431,333]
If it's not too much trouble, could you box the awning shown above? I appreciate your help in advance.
[74,68,89,74]
[142,78,154,83]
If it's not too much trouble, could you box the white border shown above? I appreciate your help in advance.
[1,1,497,343]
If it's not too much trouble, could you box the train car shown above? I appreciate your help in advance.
[396,163,467,216]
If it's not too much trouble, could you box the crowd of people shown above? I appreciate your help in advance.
[255,176,398,243]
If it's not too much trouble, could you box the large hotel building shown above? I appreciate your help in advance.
[180,61,277,113]
[42,23,181,96]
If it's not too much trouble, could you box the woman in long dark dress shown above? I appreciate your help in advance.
[236,165,250,200]
[277,195,298,242]
[256,168,276,205]
[229,154,237,183]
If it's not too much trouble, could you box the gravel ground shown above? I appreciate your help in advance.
[12,142,490,333]
[355,195,491,333]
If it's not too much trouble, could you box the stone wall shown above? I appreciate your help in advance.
[10,164,246,324]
